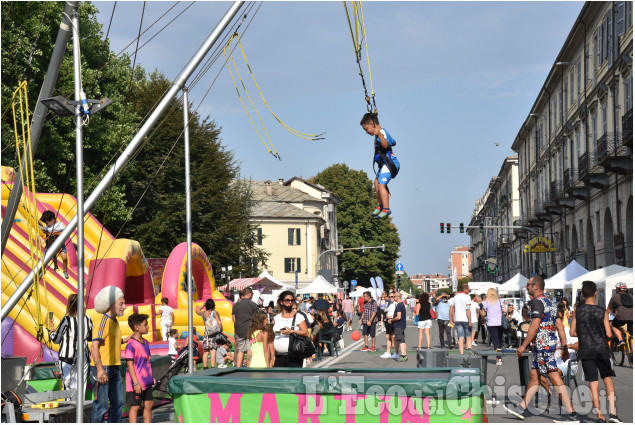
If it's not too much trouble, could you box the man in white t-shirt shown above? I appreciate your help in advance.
[449,282,472,354]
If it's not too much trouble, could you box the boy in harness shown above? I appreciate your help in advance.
[39,210,69,279]
[360,113,400,218]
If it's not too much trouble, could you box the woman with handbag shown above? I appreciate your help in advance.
[272,291,309,367]
[480,288,504,365]
[48,294,93,392]
[195,299,223,369]
[414,293,433,349]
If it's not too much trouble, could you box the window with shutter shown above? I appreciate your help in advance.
[288,228,294,245]
[285,258,291,273]
[296,258,301,272]
[295,229,301,245]
[257,228,262,245]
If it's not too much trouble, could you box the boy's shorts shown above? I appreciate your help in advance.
[126,387,153,406]
[581,358,615,382]
[362,322,376,337]
[454,321,471,338]
[345,312,353,320]
[394,327,406,345]
[376,156,400,184]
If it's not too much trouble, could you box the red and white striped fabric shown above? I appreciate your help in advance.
[228,277,263,291]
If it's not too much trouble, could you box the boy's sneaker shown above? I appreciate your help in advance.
[369,347,377,352]
[63,271,69,279]
[379,352,392,359]
[218,364,228,368]
[502,402,525,420]
[616,340,626,348]
[371,206,382,216]
[607,414,622,423]
[553,412,580,423]
[360,346,370,352]
[398,355,408,362]
[377,208,391,218]
[391,353,400,359]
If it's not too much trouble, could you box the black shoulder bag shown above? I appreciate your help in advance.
[288,314,316,361]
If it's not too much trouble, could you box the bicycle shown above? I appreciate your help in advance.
[610,324,632,367]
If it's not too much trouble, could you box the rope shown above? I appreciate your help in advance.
[223,31,325,159]
[10,81,51,348]
[343,1,377,113]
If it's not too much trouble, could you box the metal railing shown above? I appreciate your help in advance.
[578,152,589,179]
[550,180,562,200]
[623,108,633,144]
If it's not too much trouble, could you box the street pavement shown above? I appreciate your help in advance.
[308,315,634,423]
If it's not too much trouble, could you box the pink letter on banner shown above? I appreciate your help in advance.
[208,393,242,422]
[258,393,280,423]
[334,394,368,423]
[297,394,323,423]
[377,396,392,423]
[399,396,430,423]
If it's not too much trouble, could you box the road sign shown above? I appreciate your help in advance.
[351,279,357,287]
[396,263,404,272]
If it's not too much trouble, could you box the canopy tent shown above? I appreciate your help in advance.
[467,282,500,294]
[348,288,367,298]
[258,270,294,291]
[216,276,282,293]
[565,264,632,291]
[564,265,631,308]
[498,273,528,294]
[544,260,588,290]
[603,269,633,289]
[296,275,339,295]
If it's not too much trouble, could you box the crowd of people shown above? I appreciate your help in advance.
[44,277,631,423]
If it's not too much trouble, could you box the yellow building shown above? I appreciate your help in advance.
[250,178,341,288]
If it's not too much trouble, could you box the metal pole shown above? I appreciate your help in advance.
[71,11,85,423]
[183,88,195,374]
[1,1,78,255]
[2,0,245,322]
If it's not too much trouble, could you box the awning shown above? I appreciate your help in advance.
[216,277,283,292]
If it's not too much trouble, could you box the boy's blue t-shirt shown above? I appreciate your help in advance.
[374,129,396,164]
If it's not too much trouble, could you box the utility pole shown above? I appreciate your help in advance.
[1,2,78,256]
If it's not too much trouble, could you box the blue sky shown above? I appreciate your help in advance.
[95,1,584,278]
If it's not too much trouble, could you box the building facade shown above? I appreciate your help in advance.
[250,178,340,287]
[410,273,450,293]
[470,2,633,281]
[468,156,521,282]
[449,246,474,281]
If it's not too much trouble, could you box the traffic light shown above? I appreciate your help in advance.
[396,275,401,291]
[460,223,464,233]
[446,223,451,234]
[479,222,484,233]
[440,223,444,233]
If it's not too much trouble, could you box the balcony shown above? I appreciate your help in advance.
[545,181,562,216]
[500,233,512,246]
[563,168,588,200]
[579,151,609,189]
[623,108,633,146]
[597,132,632,174]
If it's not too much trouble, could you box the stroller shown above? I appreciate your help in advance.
[153,343,200,395]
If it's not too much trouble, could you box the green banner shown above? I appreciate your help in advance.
[174,392,484,423]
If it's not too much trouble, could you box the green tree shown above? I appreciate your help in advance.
[1,1,139,225]
[118,73,267,276]
[313,163,400,286]
[399,273,421,297]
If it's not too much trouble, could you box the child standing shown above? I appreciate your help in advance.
[124,313,154,423]
[39,210,69,278]
[167,329,181,363]
[360,112,400,218]
[158,298,174,341]
[248,310,270,368]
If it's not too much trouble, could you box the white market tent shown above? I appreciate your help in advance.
[603,269,634,289]
[498,273,529,294]
[258,270,294,291]
[468,282,501,294]
[296,275,339,295]
[565,264,632,306]
[544,260,588,290]
[348,288,366,298]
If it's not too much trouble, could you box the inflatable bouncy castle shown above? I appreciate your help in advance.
[1,166,234,363]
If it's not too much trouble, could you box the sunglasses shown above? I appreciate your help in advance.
[283,298,294,302]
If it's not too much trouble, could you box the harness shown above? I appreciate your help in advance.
[373,139,398,179]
